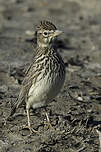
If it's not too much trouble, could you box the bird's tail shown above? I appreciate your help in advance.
[6,97,18,121]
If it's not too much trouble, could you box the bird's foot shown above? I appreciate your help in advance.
[44,121,54,130]
[44,112,54,130]
[22,125,38,134]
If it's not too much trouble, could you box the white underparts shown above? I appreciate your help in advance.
[27,71,65,109]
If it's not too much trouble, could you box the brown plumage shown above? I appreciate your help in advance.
[8,21,65,133]
[37,20,57,31]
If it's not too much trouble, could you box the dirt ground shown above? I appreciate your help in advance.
[0,0,101,151]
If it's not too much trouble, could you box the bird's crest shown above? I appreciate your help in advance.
[37,20,57,31]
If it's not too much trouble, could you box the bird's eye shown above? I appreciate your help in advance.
[43,32,48,37]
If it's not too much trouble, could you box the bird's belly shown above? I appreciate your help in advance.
[28,72,65,109]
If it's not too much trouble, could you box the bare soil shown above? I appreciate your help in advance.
[0,0,101,151]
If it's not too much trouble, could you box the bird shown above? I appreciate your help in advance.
[8,20,65,133]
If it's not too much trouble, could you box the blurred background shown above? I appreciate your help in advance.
[0,0,101,152]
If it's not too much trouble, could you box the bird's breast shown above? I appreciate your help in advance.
[27,53,65,109]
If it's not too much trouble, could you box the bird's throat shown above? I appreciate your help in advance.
[37,42,52,49]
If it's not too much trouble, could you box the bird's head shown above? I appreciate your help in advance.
[36,20,62,48]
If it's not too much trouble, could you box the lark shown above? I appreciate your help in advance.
[9,20,65,133]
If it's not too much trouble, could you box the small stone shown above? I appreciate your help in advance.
[77,96,83,101]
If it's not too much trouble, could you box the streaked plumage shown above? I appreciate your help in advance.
[37,20,57,31]
[9,20,65,133]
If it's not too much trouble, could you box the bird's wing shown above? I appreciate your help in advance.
[8,48,46,118]
[8,61,35,117]
[8,57,42,117]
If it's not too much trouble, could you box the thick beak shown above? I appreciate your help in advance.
[53,30,63,37]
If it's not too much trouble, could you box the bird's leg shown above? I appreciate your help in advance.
[22,107,38,134]
[26,108,31,130]
[45,112,50,123]
[27,108,38,133]
[44,110,54,130]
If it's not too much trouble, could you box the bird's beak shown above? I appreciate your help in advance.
[52,30,63,37]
